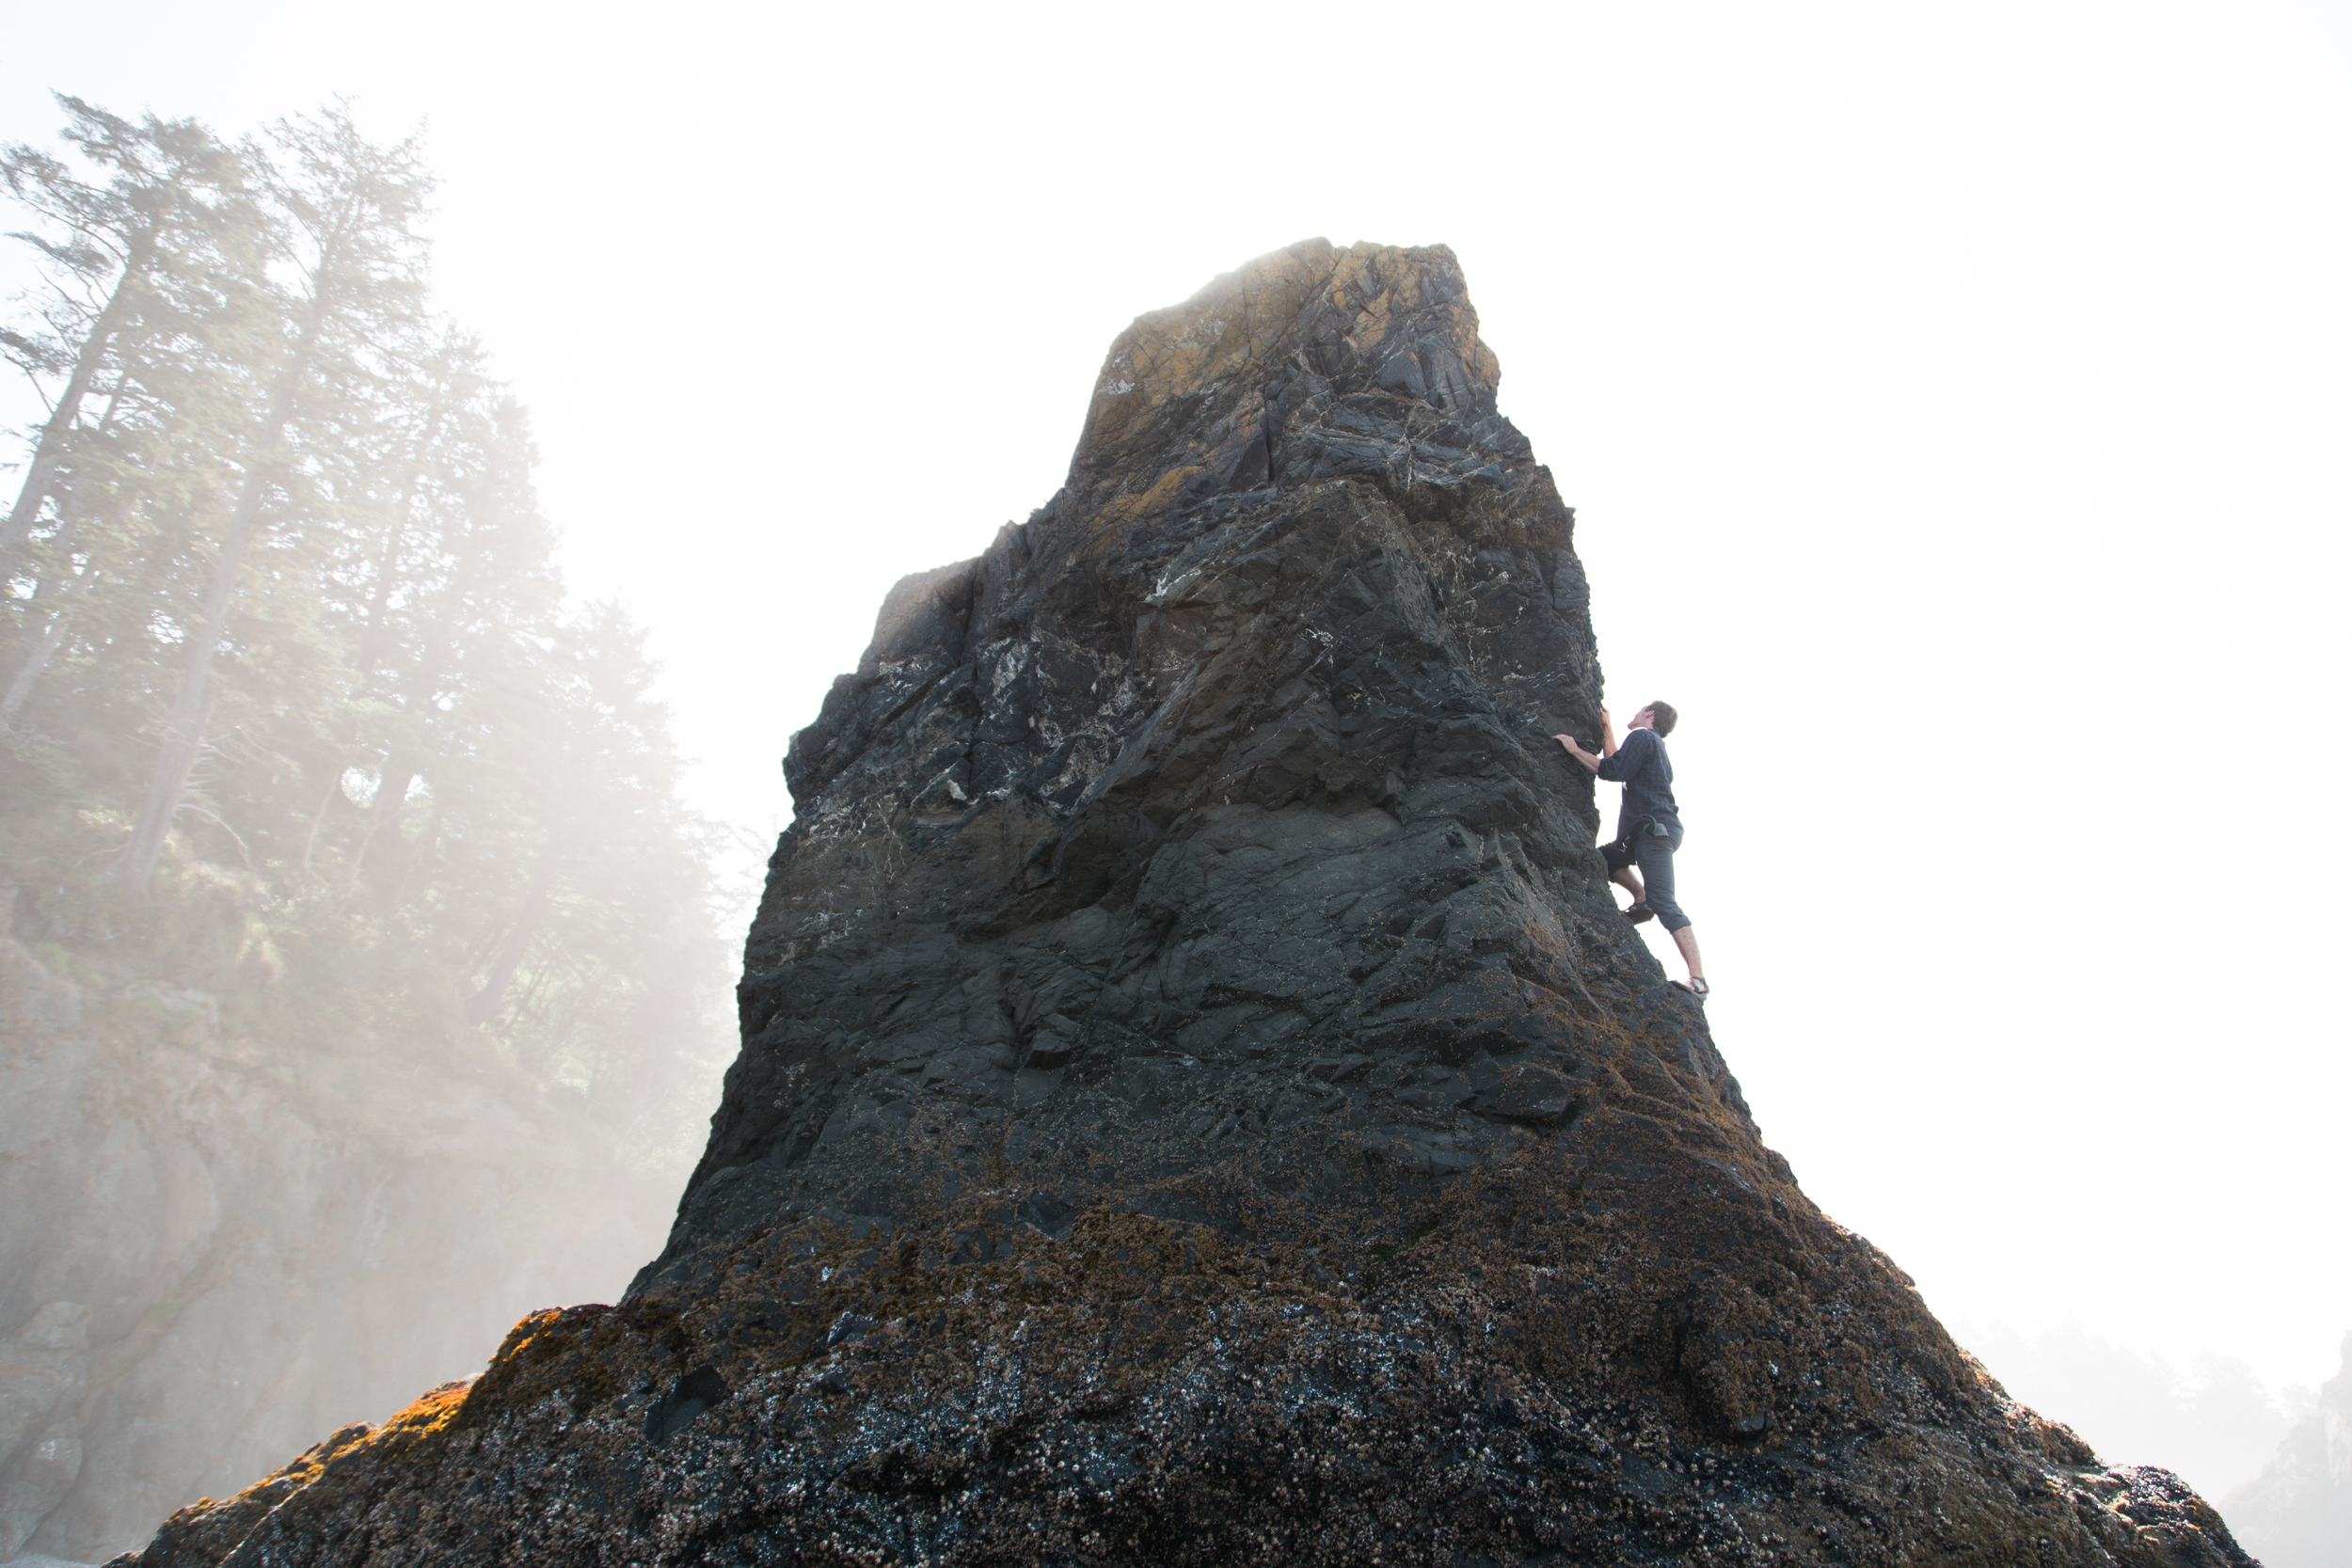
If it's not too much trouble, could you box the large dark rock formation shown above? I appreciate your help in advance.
[119,240,2254,1566]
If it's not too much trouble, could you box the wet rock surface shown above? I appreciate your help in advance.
[119,240,2255,1565]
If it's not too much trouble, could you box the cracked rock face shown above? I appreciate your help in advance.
[123,239,2253,1566]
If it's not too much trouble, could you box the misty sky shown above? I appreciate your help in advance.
[6,0,2347,1499]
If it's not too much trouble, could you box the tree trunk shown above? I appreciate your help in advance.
[1,226,158,562]
[386,801,439,911]
[462,862,555,1029]
[351,384,453,675]
[298,772,341,885]
[336,387,456,895]
[341,756,416,899]
[113,462,272,891]
[113,239,342,892]
[0,555,101,724]
[0,472,134,723]
[112,147,386,894]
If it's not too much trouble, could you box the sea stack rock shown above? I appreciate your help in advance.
[126,240,2253,1566]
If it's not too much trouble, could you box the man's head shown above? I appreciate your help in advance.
[1633,701,1678,736]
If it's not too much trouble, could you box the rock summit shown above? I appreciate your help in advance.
[126,240,2253,1566]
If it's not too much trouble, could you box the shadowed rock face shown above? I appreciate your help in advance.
[122,240,2253,1567]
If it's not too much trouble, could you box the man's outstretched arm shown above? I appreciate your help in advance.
[1553,705,1617,773]
[1552,733,1609,775]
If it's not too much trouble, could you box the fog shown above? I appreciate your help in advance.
[1956,1319,2311,1500]
[4,0,2347,1556]
[0,100,737,1558]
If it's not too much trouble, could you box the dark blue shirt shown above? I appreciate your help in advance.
[1596,726,1679,838]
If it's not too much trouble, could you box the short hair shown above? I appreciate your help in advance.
[1646,700,1678,736]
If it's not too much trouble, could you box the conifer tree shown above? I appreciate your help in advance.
[0,94,730,1171]
[0,99,262,730]
[0,96,246,565]
[115,106,430,892]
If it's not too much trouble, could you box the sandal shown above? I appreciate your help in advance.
[1674,977,1709,1001]
[1624,902,1657,925]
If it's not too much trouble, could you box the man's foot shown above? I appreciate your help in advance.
[1675,976,1710,1001]
[1625,902,1657,925]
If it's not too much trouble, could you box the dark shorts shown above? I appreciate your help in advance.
[1603,817,1690,932]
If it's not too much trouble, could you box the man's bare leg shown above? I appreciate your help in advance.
[1670,925,1704,984]
[1611,866,1646,907]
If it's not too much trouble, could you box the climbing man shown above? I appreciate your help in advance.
[1552,703,1708,1000]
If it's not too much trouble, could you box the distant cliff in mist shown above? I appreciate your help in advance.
[2226,1334,2352,1568]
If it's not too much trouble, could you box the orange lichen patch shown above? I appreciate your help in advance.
[138,1408,406,1559]
[1088,241,1336,416]
[453,1301,689,1429]
[382,1375,472,1435]
[1329,245,1426,357]
[1328,244,1487,381]
[1094,462,1205,531]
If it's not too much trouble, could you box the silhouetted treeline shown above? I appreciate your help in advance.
[0,95,729,1153]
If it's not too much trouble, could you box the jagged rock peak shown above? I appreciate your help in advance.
[1071,238,1510,508]
[780,237,1542,829]
[120,242,2254,1568]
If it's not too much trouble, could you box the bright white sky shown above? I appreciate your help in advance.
[7,0,2347,1497]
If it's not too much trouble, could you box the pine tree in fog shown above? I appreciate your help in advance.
[110,106,433,890]
[0,97,257,726]
[0,95,730,1168]
[0,94,732,1560]
[0,97,245,564]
